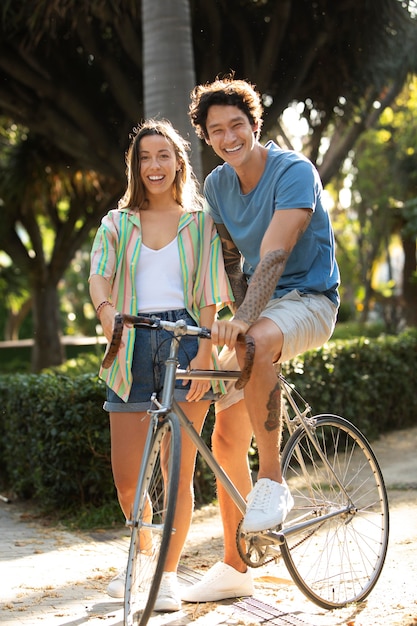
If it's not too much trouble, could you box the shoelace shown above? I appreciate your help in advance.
[247,482,274,509]
[113,568,126,581]
[158,582,170,596]
[158,574,177,598]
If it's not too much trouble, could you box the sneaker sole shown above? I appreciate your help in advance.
[154,600,181,612]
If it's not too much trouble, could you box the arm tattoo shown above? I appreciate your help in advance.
[228,270,248,312]
[234,248,289,325]
[216,223,247,311]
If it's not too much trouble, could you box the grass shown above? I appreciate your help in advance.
[58,501,123,531]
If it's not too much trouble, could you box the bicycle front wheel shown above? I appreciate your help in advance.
[124,414,181,626]
[280,414,389,609]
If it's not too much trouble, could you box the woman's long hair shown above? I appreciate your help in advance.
[118,119,202,211]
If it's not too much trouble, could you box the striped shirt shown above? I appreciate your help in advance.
[89,207,233,401]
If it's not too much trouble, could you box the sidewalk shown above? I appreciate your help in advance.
[1,427,417,626]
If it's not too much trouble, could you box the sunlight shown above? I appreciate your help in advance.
[280,103,309,151]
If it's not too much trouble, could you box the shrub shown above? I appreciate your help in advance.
[282,329,417,440]
[0,373,115,511]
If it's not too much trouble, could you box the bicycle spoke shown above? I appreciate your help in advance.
[280,415,389,609]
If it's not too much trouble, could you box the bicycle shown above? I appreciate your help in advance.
[103,312,389,626]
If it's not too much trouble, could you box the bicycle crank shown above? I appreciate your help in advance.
[236,520,282,567]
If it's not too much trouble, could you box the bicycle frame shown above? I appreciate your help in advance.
[173,372,353,546]
[150,322,353,546]
[146,319,248,514]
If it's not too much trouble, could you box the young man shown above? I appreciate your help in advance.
[181,76,340,603]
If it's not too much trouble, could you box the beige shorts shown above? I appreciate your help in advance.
[215,290,338,412]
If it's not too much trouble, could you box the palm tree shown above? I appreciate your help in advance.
[141,0,202,181]
[0,130,120,370]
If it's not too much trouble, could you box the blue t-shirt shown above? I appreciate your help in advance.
[204,141,340,306]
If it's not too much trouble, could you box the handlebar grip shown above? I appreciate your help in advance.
[101,313,124,369]
[101,313,159,369]
[234,334,255,390]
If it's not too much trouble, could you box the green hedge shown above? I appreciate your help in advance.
[0,330,416,516]
[282,329,417,440]
[0,373,115,510]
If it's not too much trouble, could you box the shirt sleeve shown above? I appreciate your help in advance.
[203,174,223,224]
[89,212,118,283]
[200,212,234,309]
[274,159,320,212]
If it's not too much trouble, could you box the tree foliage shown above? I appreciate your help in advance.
[0,121,120,367]
[349,78,417,328]
[1,0,416,180]
[1,0,417,366]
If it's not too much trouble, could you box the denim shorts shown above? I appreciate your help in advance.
[104,309,219,412]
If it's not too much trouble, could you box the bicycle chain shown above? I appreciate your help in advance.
[236,518,324,567]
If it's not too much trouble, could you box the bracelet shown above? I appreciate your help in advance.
[96,300,114,318]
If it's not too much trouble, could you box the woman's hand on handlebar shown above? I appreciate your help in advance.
[183,354,212,402]
[99,306,118,343]
[210,318,249,349]
[100,309,125,350]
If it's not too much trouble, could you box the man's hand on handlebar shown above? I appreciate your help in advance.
[210,318,250,349]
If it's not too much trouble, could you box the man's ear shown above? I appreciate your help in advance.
[205,136,211,146]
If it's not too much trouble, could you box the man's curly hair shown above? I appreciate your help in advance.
[189,74,264,141]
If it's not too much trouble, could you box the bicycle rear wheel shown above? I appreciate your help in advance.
[280,414,389,609]
[124,414,181,626]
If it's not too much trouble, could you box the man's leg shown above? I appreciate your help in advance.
[235,317,294,532]
[180,396,255,602]
[236,317,284,482]
[239,293,338,488]
[181,319,287,602]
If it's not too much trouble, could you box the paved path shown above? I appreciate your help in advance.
[1,427,417,626]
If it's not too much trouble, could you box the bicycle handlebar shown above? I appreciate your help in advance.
[101,312,255,390]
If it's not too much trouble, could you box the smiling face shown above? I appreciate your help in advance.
[205,104,259,170]
[139,134,179,198]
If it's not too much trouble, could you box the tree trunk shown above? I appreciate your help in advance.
[141,0,203,183]
[31,281,64,372]
[4,298,32,340]
[402,235,417,327]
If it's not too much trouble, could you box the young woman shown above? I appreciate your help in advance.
[89,119,233,611]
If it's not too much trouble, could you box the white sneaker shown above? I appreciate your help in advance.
[180,562,254,603]
[242,478,294,532]
[154,572,181,612]
[107,567,126,598]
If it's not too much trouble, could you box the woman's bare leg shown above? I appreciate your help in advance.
[163,400,210,572]
[109,411,149,519]
[212,399,253,572]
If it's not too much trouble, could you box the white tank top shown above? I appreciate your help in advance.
[136,238,185,313]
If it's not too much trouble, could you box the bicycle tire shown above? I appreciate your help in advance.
[124,414,181,626]
[280,414,389,609]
